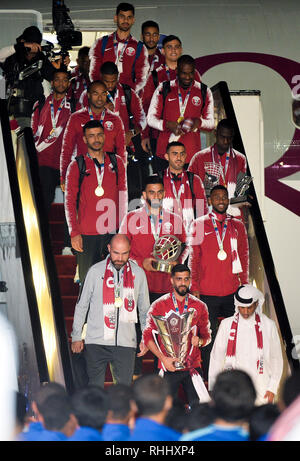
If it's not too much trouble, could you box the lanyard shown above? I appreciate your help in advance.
[106,88,119,113]
[50,96,65,134]
[178,86,191,121]
[165,64,171,81]
[172,292,189,314]
[113,32,130,64]
[146,206,163,242]
[168,169,185,204]
[210,214,228,251]
[88,107,106,124]
[87,153,105,188]
[212,145,231,186]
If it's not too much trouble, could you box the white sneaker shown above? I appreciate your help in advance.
[62,246,73,256]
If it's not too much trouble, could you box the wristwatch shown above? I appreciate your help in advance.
[199,338,204,347]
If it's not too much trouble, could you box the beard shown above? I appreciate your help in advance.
[146,198,162,209]
[174,285,189,296]
[111,259,127,271]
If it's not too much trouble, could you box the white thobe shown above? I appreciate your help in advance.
[208,313,284,405]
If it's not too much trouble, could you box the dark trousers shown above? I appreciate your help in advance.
[39,166,60,215]
[200,293,235,381]
[134,291,163,375]
[164,368,202,408]
[76,233,114,284]
[84,344,136,388]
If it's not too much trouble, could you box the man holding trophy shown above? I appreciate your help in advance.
[119,175,189,304]
[141,264,211,407]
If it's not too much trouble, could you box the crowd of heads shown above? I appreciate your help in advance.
[13,367,300,442]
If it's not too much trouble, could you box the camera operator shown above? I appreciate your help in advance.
[0,26,66,129]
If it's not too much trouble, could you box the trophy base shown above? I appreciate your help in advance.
[152,260,173,273]
[174,361,185,370]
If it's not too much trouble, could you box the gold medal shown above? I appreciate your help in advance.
[95,186,104,197]
[217,249,227,261]
[177,116,184,124]
[114,297,123,308]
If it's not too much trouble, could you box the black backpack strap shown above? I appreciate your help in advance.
[201,82,207,110]
[121,83,134,130]
[160,80,171,117]
[186,171,195,199]
[75,155,88,208]
[152,69,159,88]
[107,151,119,185]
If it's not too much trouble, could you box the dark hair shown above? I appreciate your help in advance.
[282,369,300,408]
[116,3,135,15]
[166,141,185,152]
[132,374,171,416]
[165,401,188,434]
[38,393,73,431]
[87,79,106,94]
[52,69,70,80]
[78,46,90,58]
[106,384,134,420]
[211,370,256,423]
[248,404,280,441]
[82,119,104,134]
[185,403,216,432]
[171,263,190,277]
[162,35,182,47]
[177,54,195,70]
[209,185,228,196]
[101,61,119,76]
[71,386,108,430]
[143,175,164,190]
[216,118,235,135]
[142,20,159,33]
[35,382,66,412]
[20,26,42,44]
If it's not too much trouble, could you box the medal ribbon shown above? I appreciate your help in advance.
[210,214,228,253]
[178,85,191,121]
[212,145,231,187]
[106,88,120,113]
[172,292,189,314]
[168,169,185,207]
[146,206,163,242]
[49,96,66,136]
[88,107,106,125]
[87,153,105,191]
[113,32,130,64]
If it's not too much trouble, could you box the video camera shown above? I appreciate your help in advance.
[52,0,82,60]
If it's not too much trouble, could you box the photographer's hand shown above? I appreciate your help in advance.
[24,42,41,54]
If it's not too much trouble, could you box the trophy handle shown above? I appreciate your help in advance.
[188,325,198,357]
[152,330,167,373]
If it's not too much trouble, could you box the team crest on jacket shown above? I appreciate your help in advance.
[126,47,136,57]
[104,314,115,329]
[104,120,114,131]
[192,96,201,106]
[162,222,173,233]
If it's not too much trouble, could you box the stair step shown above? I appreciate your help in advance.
[49,203,65,222]
[59,275,80,297]
[55,255,77,275]
[50,221,65,241]
[62,297,78,318]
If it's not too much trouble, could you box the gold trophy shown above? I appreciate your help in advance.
[152,308,195,370]
[152,235,182,273]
